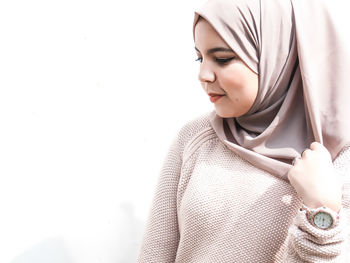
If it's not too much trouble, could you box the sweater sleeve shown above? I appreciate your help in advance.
[283,146,350,262]
[137,114,211,263]
[137,133,183,263]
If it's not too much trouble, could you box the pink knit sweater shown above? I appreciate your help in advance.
[138,112,350,262]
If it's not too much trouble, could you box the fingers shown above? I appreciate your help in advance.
[309,141,332,159]
[293,148,311,165]
[291,142,331,167]
[292,156,299,166]
[301,148,312,158]
[310,141,323,151]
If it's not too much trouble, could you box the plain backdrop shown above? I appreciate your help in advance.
[0,0,210,262]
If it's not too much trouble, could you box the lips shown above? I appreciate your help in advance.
[208,93,225,103]
[208,93,225,96]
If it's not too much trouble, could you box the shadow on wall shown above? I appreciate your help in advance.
[11,237,74,263]
[117,202,144,263]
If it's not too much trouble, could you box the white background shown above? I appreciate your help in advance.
[0,0,210,262]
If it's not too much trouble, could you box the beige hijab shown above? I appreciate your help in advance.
[193,0,350,179]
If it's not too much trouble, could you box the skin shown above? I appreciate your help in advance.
[194,18,259,118]
[194,18,343,213]
[288,142,343,213]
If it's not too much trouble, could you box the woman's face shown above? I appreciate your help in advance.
[194,18,259,118]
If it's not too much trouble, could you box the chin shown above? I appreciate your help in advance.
[215,103,251,118]
[215,109,246,118]
[215,110,235,118]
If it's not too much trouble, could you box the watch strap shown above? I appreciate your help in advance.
[300,204,340,230]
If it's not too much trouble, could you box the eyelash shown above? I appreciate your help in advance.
[195,57,235,65]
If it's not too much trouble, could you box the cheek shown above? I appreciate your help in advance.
[220,68,246,94]
[220,67,258,101]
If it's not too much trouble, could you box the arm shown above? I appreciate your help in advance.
[137,114,209,263]
[284,207,349,262]
[284,143,350,262]
[137,134,183,263]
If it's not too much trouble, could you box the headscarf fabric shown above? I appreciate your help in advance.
[193,0,350,179]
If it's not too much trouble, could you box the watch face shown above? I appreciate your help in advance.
[313,211,333,229]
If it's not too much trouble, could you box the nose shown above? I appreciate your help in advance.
[198,61,215,83]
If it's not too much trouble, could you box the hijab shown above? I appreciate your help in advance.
[193,0,350,179]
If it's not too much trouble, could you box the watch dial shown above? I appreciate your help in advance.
[313,212,333,229]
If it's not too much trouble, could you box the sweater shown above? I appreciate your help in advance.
[138,112,350,262]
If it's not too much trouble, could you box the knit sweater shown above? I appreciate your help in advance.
[138,112,350,262]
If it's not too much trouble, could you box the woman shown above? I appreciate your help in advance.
[138,0,350,261]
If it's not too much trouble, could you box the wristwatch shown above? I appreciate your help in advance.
[300,204,340,230]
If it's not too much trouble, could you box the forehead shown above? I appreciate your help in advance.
[194,18,230,50]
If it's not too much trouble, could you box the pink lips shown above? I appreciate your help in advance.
[208,93,224,103]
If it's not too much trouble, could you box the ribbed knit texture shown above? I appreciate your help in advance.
[138,112,350,262]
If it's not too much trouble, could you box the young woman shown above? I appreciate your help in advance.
[138,0,350,261]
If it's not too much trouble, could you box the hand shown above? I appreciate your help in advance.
[287,142,343,213]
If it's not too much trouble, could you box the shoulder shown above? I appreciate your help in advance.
[173,111,218,161]
[176,111,213,140]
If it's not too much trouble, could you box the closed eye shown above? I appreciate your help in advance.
[215,57,235,64]
[195,57,235,64]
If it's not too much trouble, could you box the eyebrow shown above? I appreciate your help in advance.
[195,47,234,55]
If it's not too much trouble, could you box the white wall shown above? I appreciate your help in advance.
[0,0,210,262]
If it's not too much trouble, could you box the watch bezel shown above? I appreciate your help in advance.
[311,210,334,229]
[301,205,340,230]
